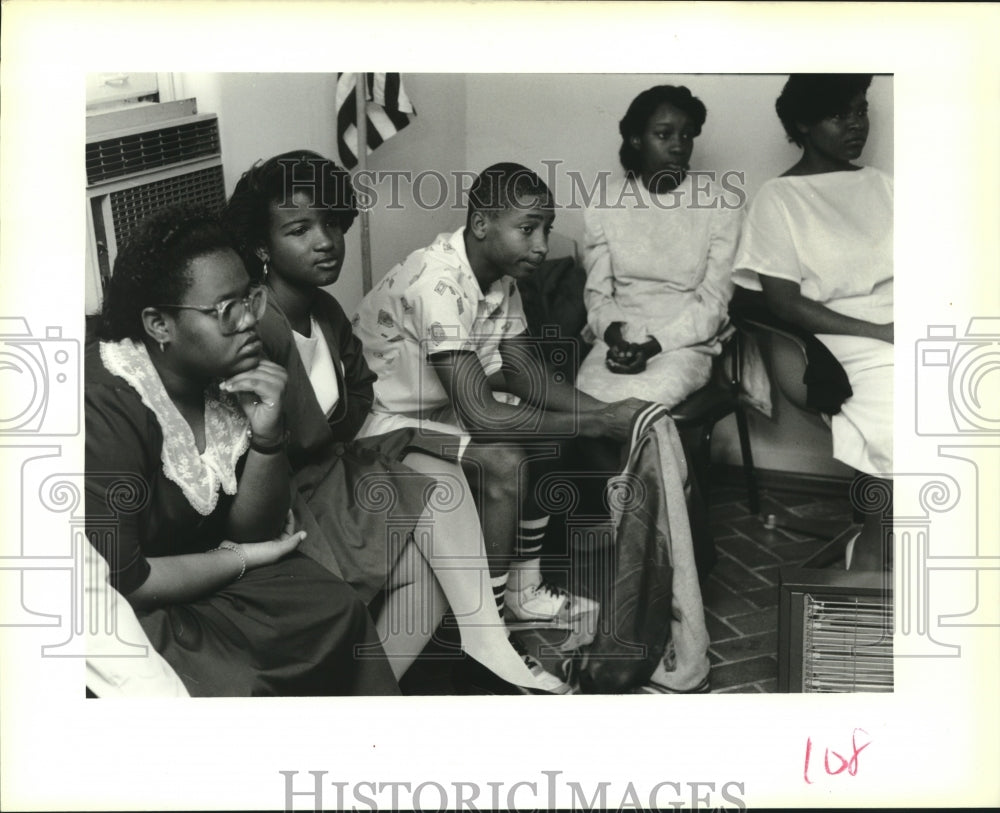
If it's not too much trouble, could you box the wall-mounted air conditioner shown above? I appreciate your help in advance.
[778,568,893,692]
[85,99,227,313]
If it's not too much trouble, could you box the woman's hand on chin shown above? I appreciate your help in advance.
[221,360,288,441]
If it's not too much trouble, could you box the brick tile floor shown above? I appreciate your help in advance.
[399,483,857,695]
[702,486,855,693]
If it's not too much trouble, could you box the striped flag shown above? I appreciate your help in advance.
[335,73,416,169]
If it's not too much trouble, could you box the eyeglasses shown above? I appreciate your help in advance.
[155,285,267,335]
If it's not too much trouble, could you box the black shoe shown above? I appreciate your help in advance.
[451,654,528,695]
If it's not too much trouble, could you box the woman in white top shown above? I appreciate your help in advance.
[734,74,893,571]
[576,84,743,408]
[222,151,569,693]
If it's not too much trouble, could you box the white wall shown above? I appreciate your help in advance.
[181,72,893,477]
[179,72,467,315]
[465,74,892,256]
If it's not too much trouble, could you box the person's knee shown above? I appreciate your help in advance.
[281,558,368,631]
[472,444,528,505]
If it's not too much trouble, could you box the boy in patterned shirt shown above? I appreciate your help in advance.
[353,163,647,642]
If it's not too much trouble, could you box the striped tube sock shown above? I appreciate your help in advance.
[509,517,548,595]
[515,516,549,559]
[491,573,509,617]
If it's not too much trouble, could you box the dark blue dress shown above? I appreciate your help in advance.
[84,342,399,696]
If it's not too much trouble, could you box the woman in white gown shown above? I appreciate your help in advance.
[734,74,893,571]
[576,84,743,408]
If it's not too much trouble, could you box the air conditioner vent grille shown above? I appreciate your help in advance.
[109,165,227,250]
[87,118,220,184]
[802,595,893,692]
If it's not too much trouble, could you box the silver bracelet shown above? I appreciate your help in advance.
[216,540,246,580]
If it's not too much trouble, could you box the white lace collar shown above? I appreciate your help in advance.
[99,339,250,515]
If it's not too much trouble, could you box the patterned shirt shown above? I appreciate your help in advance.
[352,227,527,418]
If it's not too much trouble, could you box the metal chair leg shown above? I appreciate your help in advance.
[734,403,759,514]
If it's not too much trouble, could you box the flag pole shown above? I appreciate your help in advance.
[355,73,373,294]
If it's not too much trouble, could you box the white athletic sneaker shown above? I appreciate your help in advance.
[511,636,575,695]
[505,581,600,626]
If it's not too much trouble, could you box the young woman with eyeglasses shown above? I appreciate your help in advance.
[84,206,400,696]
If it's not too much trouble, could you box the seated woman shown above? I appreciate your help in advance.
[85,206,399,696]
[576,84,742,408]
[222,151,560,692]
[733,74,893,571]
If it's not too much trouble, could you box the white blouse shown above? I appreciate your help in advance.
[583,174,743,352]
[733,166,893,325]
[293,316,341,418]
